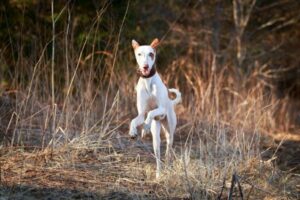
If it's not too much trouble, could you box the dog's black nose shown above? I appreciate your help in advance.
[143,65,149,70]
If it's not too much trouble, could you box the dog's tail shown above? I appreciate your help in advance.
[169,88,182,106]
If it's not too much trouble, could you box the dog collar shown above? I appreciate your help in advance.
[137,66,156,78]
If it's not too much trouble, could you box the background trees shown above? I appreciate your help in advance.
[2,0,298,130]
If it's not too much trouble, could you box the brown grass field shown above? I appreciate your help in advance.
[0,1,300,199]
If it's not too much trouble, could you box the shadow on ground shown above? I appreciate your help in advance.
[0,184,149,200]
[261,137,300,172]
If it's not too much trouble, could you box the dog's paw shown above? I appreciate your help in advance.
[143,123,151,134]
[129,128,138,139]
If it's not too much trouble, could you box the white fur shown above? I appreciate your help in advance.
[129,39,182,178]
[134,45,156,75]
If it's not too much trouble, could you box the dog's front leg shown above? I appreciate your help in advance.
[143,107,166,133]
[129,89,148,138]
[129,115,144,138]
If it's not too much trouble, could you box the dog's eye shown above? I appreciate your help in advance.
[149,52,154,60]
[138,53,142,56]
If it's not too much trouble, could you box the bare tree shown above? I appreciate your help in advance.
[233,0,256,67]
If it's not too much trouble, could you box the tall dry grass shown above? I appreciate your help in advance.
[0,1,298,199]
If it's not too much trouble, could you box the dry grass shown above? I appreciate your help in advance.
[0,1,299,199]
[1,117,299,199]
[0,87,299,199]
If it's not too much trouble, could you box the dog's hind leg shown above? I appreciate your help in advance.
[151,120,162,178]
[163,110,176,166]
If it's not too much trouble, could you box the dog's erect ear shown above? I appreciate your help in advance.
[150,38,160,49]
[132,39,140,50]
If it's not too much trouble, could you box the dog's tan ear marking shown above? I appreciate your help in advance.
[132,39,140,50]
[150,38,160,49]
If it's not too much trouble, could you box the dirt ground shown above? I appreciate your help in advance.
[0,128,299,199]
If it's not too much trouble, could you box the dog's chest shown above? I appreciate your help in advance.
[144,80,152,94]
[146,96,158,110]
[137,77,155,95]
[136,76,161,110]
[143,83,158,110]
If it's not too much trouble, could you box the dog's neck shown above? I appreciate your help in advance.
[137,66,156,79]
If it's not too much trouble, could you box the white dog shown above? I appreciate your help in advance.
[129,38,182,178]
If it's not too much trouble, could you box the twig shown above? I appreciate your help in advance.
[228,173,236,200]
[182,152,194,199]
[50,0,56,157]
[236,174,244,200]
[228,172,244,200]
[217,177,226,200]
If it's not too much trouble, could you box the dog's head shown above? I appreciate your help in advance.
[132,38,159,77]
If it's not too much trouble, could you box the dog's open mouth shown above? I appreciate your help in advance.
[140,68,150,76]
[137,66,155,77]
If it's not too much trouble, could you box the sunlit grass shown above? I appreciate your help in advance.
[0,1,299,199]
